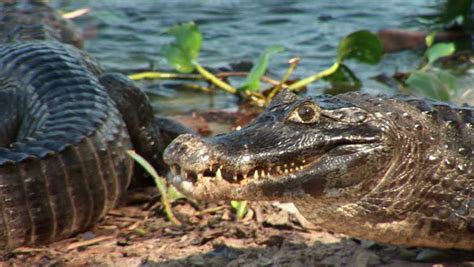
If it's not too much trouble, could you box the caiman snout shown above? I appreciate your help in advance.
[163,133,215,174]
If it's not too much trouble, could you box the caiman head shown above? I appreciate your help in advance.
[164,90,474,249]
[163,90,394,202]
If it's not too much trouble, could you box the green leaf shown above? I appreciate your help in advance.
[425,32,437,47]
[337,30,383,64]
[127,150,181,225]
[239,45,284,92]
[406,70,457,101]
[323,63,361,90]
[161,22,202,73]
[230,200,248,220]
[425,43,455,64]
[438,0,472,26]
[167,184,186,203]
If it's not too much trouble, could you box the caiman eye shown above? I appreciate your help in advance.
[288,102,320,124]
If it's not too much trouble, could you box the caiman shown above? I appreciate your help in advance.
[164,89,474,250]
[0,0,172,249]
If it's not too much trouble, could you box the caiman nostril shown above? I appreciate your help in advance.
[164,133,216,174]
[203,169,215,177]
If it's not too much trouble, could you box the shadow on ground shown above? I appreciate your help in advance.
[144,238,474,267]
[4,198,474,267]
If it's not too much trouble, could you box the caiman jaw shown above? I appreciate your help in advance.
[169,155,319,186]
[164,134,382,201]
[165,133,323,200]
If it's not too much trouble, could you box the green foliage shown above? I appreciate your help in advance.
[167,183,187,203]
[323,63,361,92]
[437,0,472,26]
[239,45,284,92]
[406,70,457,101]
[230,200,248,220]
[405,31,458,101]
[161,22,237,94]
[425,32,437,47]
[336,30,383,64]
[127,150,181,225]
[314,30,382,92]
[162,22,202,73]
[426,43,456,64]
[154,21,461,105]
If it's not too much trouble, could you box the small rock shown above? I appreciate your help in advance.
[260,235,285,247]
[188,255,205,266]
[263,210,289,228]
[354,249,382,267]
[82,231,96,240]
[257,257,273,266]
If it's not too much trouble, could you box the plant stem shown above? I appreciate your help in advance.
[244,91,267,107]
[217,72,281,86]
[268,57,300,99]
[126,151,181,226]
[128,71,203,81]
[182,83,213,93]
[61,8,91,19]
[129,70,280,88]
[287,62,340,91]
[193,62,237,94]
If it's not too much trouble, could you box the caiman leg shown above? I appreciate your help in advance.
[99,74,167,175]
[99,73,194,177]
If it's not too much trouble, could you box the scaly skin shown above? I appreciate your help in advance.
[0,1,169,249]
[164,90,474,250]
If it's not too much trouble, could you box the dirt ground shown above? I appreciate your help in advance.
[1,186,473,267]
[2,112,474,267]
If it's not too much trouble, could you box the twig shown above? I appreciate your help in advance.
[107,210,125,217]
[128,71,203,81]
[244,91,268,107]
[288,62,340,91]
[127,221,142,231]
[129,70,280,86]
[194,205,227,216]
[66,236,114,251]
[280,57,300,86]
[268,57,300,99]
[194,63,237,94]
[181,83,213,93]
[217,72,280,85]
[62,8,91,19]
[13,247,52,253]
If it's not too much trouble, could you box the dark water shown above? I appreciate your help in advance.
[54,0,473,114]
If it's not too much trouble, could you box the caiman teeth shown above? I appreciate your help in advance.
[253,170,259,180]
[171,164,178,175]
[174,157,319,186]
[180,168,187,178]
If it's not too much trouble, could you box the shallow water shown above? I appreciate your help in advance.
[54,0,473,113]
